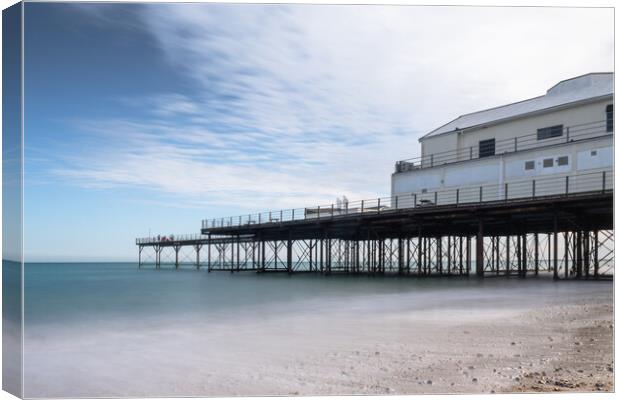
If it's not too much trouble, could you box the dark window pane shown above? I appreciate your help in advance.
[543,158,553,168]
[557,156,569,166]
[479,138,495,158]
[524,161,535,170]
[537,125,564,140]
[606,104,613,132]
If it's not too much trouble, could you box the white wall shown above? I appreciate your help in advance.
[420,98,612,160]
[391,136,613,206]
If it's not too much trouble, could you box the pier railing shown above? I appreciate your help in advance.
[200,169,613,231]
[395,120,611,172]
[135,233,249,245]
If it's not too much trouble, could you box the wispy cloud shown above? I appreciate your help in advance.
[47,4,613,213]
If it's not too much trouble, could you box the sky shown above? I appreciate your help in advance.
[21,2,613,261]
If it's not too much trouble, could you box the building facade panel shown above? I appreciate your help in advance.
[421,98,612,159]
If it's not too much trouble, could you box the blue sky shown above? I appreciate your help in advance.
[22,3,613,261]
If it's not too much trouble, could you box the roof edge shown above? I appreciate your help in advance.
[418,93,613,143]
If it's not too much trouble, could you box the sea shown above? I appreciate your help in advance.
[5,262,613,397]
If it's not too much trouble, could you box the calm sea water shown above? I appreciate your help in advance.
[20,262,612,397]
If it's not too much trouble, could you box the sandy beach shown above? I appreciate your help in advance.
[24,271,613,398]
[195,284,614,396]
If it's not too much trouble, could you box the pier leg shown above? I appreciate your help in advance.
[476,221,484,277]
[534,234,539,276]
[438,236,443,275]
[516,234,521,277]
[398,238,404,275]
[594,231,599,279]
[195,244,202,270]
[155,245,161,269]
[494,237,500,276]
[309,239,313,272]
[564,232,569,278]
[207,235,212,272]
[174,245,180,269]
[406,238,411,275]
[466,236,471,276]
[138,245,142,269]
[584,232,590,279]
[505,236,510,277]
[252,241,256,270]
[355,240,361,273]
[261,240,266,272]
[553,216,558,279]
[521,233,527,278]
[236,236,241,272]
[327,237,332,275]
[287,235,293,274]
[576,231,583,279]
[447,236,451,275]
[459,236,463,275]
[320,237,324,274]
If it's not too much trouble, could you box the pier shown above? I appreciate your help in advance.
[136,169,613,279]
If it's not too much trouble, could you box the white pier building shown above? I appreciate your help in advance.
[392,72,613,205]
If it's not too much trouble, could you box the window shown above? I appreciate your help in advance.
[543,158,554,168]
[606,104,613,132]
[591,150,598,156]
[479,138,495,158]
[524,161,535,170]
[537,125,564,140]
[557,156,569,166]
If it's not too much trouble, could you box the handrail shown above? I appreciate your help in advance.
[395,119,611,172]
[199,169,613,231]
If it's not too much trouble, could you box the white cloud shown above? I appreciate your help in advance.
[53,4,613,213]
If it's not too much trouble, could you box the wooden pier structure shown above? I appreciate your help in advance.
[136,170,614,279]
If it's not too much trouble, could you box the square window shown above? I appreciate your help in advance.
[524,161,535,170]
[591,150,598,156]
[557,156,569,166]
[479,138,495,158]
[543,158,553,168]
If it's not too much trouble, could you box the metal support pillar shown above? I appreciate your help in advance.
[397,237,404,275]
[594,230,599,279]
[417,231,422,276]
[516,234,521,277]
[174,245,180,269]
[309,239,313,272]
[521,233,528,278]
[553,215,558,279]
[236,236,241,272]
[195,244,202,269]
[320,236,324,274]
[534,234,539,276]
[576,231,583,278]
[287,234,293,274]
[438,236,443,275]
[505,235,510,277]
[476,221,484,277]
[207,234,212,272]
[564,232,569,279]
[466,236,471,276]
[261,240,266,272]
[584,232,590,279]
[459,236,464,275]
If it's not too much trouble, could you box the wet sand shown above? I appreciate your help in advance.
[233,286,614,396]
[24,277,613,397]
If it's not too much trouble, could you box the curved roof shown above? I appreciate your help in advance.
[420,72,614,141]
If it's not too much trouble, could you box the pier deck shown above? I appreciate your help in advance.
[136,170,614,279]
